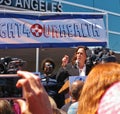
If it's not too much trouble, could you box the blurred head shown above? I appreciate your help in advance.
[0,100,13,114]
[101,55,117,63]
[70,80,84,102]
[77,62,120,114]
[41,58,55,75]
[62,55,69,63]
[49,96,66,114]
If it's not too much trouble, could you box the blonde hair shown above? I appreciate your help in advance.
[0,100,13,114]
[49,96,66,114]
[49,96,57,110]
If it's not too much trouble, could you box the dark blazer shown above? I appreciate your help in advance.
[56,62,93,83]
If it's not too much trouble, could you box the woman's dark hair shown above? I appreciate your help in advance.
[75,46,88,54]
[71,46,88,65]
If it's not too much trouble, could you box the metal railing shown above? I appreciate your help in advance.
[57,0,120,36]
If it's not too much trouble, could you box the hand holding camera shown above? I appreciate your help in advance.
[16,71,52,114]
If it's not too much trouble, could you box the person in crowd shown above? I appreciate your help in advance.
[61,80,84,113]
[67,102,78,114]
[56,46,93,108]
[13,60,120,114]
[0,99,14,114]
[55,55,69,88]
[10,100,21,114]
[56,46,93,83]
[49,96,58,114]
[41,58,56,79]
[49,96,67,114]
[61,55,69,68]
[40,58,58,95]
[77,62,120,114]
[16,70,53,114]
[40,58,64,108]
[101,55,117,63]
[90,47,117,65]
[67,80,84,114]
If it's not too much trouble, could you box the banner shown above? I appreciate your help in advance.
[0,12,107,48]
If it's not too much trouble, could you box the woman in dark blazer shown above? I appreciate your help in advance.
[56,46,93,83]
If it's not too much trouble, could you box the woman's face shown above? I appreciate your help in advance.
[76,48,87,64]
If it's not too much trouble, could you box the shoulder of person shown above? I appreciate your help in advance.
[69,102,78,108]
[66,63,73,68]
[49,78,57,83]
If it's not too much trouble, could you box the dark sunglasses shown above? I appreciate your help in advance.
[45,63,53,67]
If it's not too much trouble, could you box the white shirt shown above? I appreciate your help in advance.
[79,64,86,76]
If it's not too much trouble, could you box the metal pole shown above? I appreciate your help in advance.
[106,13,109,48]
[36,48,39,72]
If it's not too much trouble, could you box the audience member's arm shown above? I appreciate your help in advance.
[16,71,53,114]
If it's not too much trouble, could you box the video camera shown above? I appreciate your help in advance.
[0,56,26,74]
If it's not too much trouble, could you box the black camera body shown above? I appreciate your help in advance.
[0,56,26,74]
[0,74,23,99]
[0,56,26,99]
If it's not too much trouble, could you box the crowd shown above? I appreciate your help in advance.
[0,46,119,114]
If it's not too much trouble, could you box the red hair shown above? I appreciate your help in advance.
[77,62,120,114]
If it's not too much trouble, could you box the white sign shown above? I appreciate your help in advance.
[69,76,86,84]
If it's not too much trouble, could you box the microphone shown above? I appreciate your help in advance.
[75,60,79,68]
